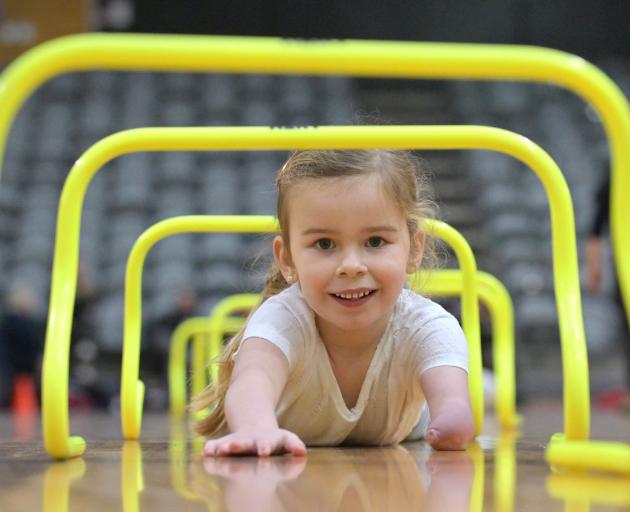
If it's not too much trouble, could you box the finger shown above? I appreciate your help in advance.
[256,439,272,457]
[218,438,257,456]
[231,438,258,454]
[204,440,218,457]
[216,440,237,456]
[283,434,307,456]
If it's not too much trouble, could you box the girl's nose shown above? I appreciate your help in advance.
[335,251,368,277]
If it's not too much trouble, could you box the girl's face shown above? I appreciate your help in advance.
[274,175,424,345]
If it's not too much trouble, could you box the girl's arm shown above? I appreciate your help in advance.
[420,366,475,450]
[204,338,307,457]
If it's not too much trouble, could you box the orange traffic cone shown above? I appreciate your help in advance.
[11,374,38,414]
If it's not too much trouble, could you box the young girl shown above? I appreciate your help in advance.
[194,150,474,456]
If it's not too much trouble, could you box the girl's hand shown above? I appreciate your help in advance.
[204,428,307,458]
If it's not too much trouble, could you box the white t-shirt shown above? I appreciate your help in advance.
[239,284,468,446]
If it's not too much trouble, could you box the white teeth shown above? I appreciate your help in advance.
[335,290,371,299]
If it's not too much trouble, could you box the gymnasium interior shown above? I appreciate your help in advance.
[1,1,630,510]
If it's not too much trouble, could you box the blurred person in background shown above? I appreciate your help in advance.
[68,262,115,410]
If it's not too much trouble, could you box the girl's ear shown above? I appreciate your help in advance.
[273,235,296,282]
[406,231,425,274]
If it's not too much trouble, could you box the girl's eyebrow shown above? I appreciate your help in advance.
[301,228,337,236]
[301,225,398,236]
[364,225,399,233]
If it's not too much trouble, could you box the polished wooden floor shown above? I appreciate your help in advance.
[1,402,630,511]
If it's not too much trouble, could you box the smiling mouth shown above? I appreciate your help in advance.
[331,289,376,301]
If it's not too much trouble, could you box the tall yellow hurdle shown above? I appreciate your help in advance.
[41,125,604,471]
[0,34,628,331]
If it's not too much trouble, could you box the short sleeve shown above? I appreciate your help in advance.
[414,311,469,375]
[237,291,306,369]
[395,291,468,375]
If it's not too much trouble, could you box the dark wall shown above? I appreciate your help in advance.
[280,1,519,43]
[526,2,630,55]
[130,0,273,36]
[130,0,630,56]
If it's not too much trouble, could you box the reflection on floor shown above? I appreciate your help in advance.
[1,402,630,511]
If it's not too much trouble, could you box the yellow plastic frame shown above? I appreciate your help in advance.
[121,215,481,440]
[418,270,519,429]
[0,34,627,329]
[41,125,588,467]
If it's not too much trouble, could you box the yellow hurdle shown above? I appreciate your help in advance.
[121,215,482,440]
[41,125,594,472]
[122,216,278,439]
[0,34,628,330]
[168,315,245,418]
[417,270,520,429]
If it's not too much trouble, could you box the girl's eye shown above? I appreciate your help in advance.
[366,236,386,248]
[315,238,335,250]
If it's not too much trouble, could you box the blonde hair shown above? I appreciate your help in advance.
[193,149,438,436]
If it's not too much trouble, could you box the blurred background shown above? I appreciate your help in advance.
[0,0,628,412]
